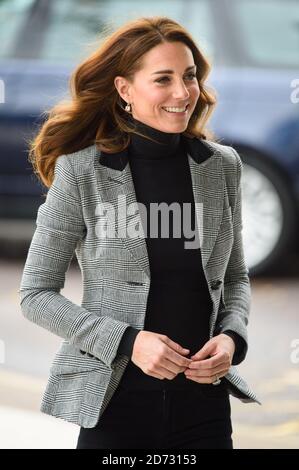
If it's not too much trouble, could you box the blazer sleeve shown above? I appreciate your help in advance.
[18,154,134,370]
[221,330,247,366]
[214,147,251,364]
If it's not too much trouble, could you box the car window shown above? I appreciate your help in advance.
[43,0,214,63]
[0,0,214,64]
[0,0,36,59]
[236,0,299,68]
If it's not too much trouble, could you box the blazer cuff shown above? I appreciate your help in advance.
[117,326,140,358]
[221,330,248,365]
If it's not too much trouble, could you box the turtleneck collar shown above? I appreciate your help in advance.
[128,115,181,160]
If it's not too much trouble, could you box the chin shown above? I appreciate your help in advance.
[169,123,188,133]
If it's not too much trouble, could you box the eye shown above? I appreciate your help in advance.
[155,73,197,84]
[155,76,170,84]
[185,73,197,80]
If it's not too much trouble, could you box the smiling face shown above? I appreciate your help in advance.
[114,41,200,133]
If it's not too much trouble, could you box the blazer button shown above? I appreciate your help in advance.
[211,279,222,290]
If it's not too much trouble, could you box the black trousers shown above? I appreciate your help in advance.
[76,382,233,449]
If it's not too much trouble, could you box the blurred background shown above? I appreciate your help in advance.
[0,0,299,449]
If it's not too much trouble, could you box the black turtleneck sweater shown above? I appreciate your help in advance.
[116,117,244,390]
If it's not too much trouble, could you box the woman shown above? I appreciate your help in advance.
[19,16,260,449]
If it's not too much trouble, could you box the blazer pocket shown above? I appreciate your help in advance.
[49,342,109,375]
[51,369,90,417]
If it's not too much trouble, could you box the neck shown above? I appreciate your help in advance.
[128,115,181,160]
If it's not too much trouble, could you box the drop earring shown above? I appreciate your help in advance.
[125,103,132,113]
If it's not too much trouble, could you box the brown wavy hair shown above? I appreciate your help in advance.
[29,16,217,188]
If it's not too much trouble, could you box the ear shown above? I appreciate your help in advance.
[114,76,131,103]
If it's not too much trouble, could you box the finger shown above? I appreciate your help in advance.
[186,369,228,384]
[154,364,177,380]
[148,371,165,380]
[163,336,190,358]
[188,352,229,370]
[161,357,186,374]
[185,365,229,378]
[148,357,181,380]
[165,347,193,368]
[146,363,170,380]
[191,341,215,361]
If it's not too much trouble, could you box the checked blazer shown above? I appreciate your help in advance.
[19,135,260,428]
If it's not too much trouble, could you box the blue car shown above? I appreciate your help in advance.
[1,0,299,275]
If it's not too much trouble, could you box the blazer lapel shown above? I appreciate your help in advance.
[187,148,224,270]
[96,137,224,279]
[95,147,151,279]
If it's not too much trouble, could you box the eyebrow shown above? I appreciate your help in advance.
[151,65,197,75]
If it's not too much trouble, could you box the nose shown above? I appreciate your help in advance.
[172,78,190,100]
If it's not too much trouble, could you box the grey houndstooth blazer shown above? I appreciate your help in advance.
[19,135,260,428]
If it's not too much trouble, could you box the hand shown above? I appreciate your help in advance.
[131,331,193,380]
[184,334,235,384]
